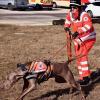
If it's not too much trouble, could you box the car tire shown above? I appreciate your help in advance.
[87,10,93,18]
[7,3,14,10]
[47,7,52,10]
[35,4,42,10]
[52,2,57,8]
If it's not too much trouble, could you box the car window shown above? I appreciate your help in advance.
[93,2,100,6]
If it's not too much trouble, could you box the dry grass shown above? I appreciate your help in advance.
[0,24,100,100]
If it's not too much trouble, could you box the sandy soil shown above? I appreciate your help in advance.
[0,24,100,100]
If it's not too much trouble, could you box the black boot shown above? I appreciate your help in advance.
[90,69,100,83]
[78,76,92,86]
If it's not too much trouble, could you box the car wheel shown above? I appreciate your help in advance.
[48,7,52,10]
[7,3,13,10]
[52,2,57,8]
[87,10,93,18]
[35,4,42,10]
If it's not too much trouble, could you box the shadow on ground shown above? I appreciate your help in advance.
[82,78,100,97]
[32,88,71,100]
[31,78,100,100]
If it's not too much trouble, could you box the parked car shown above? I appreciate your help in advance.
[52,0,70,8]
[0,0,29,10]
[28,0,53,10]
[85,1,100,17]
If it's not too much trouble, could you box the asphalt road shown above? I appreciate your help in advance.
[0,8,68,26]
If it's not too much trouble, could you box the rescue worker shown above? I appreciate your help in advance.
[64,0,96,85]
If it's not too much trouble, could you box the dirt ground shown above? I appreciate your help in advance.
[0,24,100,100]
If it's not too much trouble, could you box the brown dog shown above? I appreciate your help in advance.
[0,60,85,100]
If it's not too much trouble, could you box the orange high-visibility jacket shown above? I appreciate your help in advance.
[64,11,96,43]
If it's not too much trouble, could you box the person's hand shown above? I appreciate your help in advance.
[72,31,79,39]
[64,27,70,32]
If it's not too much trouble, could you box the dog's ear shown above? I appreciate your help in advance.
[43,60,51,66]
[17,63,27,71]
[17,63,21,68]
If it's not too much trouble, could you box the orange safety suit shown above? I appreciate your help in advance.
[64,11,96,79]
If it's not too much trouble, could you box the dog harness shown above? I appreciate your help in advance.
[31,61,47,72]
[26,61,48,80]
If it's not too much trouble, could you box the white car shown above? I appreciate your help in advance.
[52,0,70,8]
[85,1,100,17]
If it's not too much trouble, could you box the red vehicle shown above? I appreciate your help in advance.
[28,0,53,9]
[81,0,96,4]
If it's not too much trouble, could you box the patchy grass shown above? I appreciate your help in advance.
[0,24,100,100]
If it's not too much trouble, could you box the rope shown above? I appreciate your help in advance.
[49,30,72,61]
[48,43,67,60]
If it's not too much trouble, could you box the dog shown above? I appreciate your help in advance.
[0,60,85,100]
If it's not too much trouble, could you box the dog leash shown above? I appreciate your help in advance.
[48,43,67,60]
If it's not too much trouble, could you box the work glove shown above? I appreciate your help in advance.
[72,31,79,39]
[64,27,70,32]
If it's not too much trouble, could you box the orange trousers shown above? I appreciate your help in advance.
[74,40,95,79]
